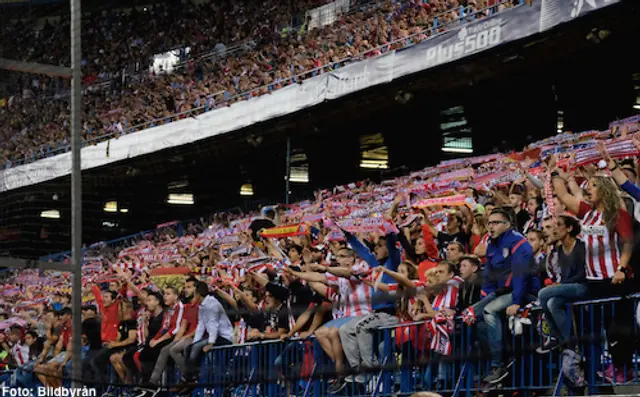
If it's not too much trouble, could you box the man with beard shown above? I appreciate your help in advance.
[541,216,561,284]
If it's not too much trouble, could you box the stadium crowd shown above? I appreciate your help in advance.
[0,0,520,169]
[0,115,639,395]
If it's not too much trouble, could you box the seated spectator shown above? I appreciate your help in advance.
[139,286,183,382]
[332,227,401,394]
[286,247,372,387]
[35,308,73,388]
[106,301,138,382]
[182,281,233,383]
[122,291,165,382]
[464,208,536,385]
[80,305,102,383]
[536,215,587,353]
[13,330,43,389]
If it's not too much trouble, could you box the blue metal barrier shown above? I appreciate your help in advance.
[8,296,637,396]
[181,295,639,397]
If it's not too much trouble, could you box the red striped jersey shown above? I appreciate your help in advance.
[578,201,632,280]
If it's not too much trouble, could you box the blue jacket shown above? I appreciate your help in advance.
[346,232,401,311]
[483,229,535,305]
[621,180,640,201]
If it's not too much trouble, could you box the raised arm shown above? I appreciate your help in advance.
[213,286,239,311]
[379,267,417,289]
[551,171,580,215]
[345,232,378,267]
[285,268,327,284]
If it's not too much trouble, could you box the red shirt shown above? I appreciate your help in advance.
[578,201,632,280]
[183,301,199,336]
[61,320,72,349]
[92,285,120,343]
[418,259,438,283]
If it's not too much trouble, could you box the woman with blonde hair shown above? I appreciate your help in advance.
[553,171,634,383]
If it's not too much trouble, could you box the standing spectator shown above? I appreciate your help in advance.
[553,171,635,383]
[13,330,43,389]
[90,288,121,381]
[454,255,484,313]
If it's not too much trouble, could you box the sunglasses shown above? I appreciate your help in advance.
[487,220,507,226]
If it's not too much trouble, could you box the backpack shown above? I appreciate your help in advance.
[561,308,585,388]
[561,348,585,388]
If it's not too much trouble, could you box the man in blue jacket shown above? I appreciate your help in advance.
[467,208,535,384]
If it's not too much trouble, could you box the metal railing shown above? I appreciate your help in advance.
[5,0,524,169]
[13,293,628,395]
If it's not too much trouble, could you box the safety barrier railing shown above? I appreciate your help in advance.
[6,293,639,395]
[6,0,525,170]
[186,294,640,396]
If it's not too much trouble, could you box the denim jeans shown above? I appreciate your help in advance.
[472,293,513,368]
[538,283,588,342]
[472,292,538,368]
[15,360,37,388]
[184,336,232,381]
[184,339,210,380]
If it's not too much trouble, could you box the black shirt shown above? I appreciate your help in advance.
[288,280,324,332]
[147,310,164,343]
[437,230,469,258]
[456,273,483,312]
[288,280,319,320]
[82,317,102,351]
[515,210,531,234]
[117,319,137,346]
[266,304,290,333]
[558,240,587,284]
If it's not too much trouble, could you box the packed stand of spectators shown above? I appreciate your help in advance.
[0,0,522,169]
[0,114,639,394]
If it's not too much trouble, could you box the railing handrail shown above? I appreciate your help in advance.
[207,292,640,348]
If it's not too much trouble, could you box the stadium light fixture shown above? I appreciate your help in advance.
[441,147,473,154]
[240,184,254,196]
[41,210,60,219]
[167,193,194,205]
[360,159,389,169]
[104,201,118,212]
[289,167,309,183]
[634,104,640,110]
[120,208,129,213]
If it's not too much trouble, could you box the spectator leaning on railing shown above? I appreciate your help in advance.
[463,207,536,385]
[535,214,587,354]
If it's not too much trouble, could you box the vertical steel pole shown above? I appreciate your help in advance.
[70,0,83,388]
[285,137,291,204]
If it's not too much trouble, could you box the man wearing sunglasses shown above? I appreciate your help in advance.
[463,208,536,386]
